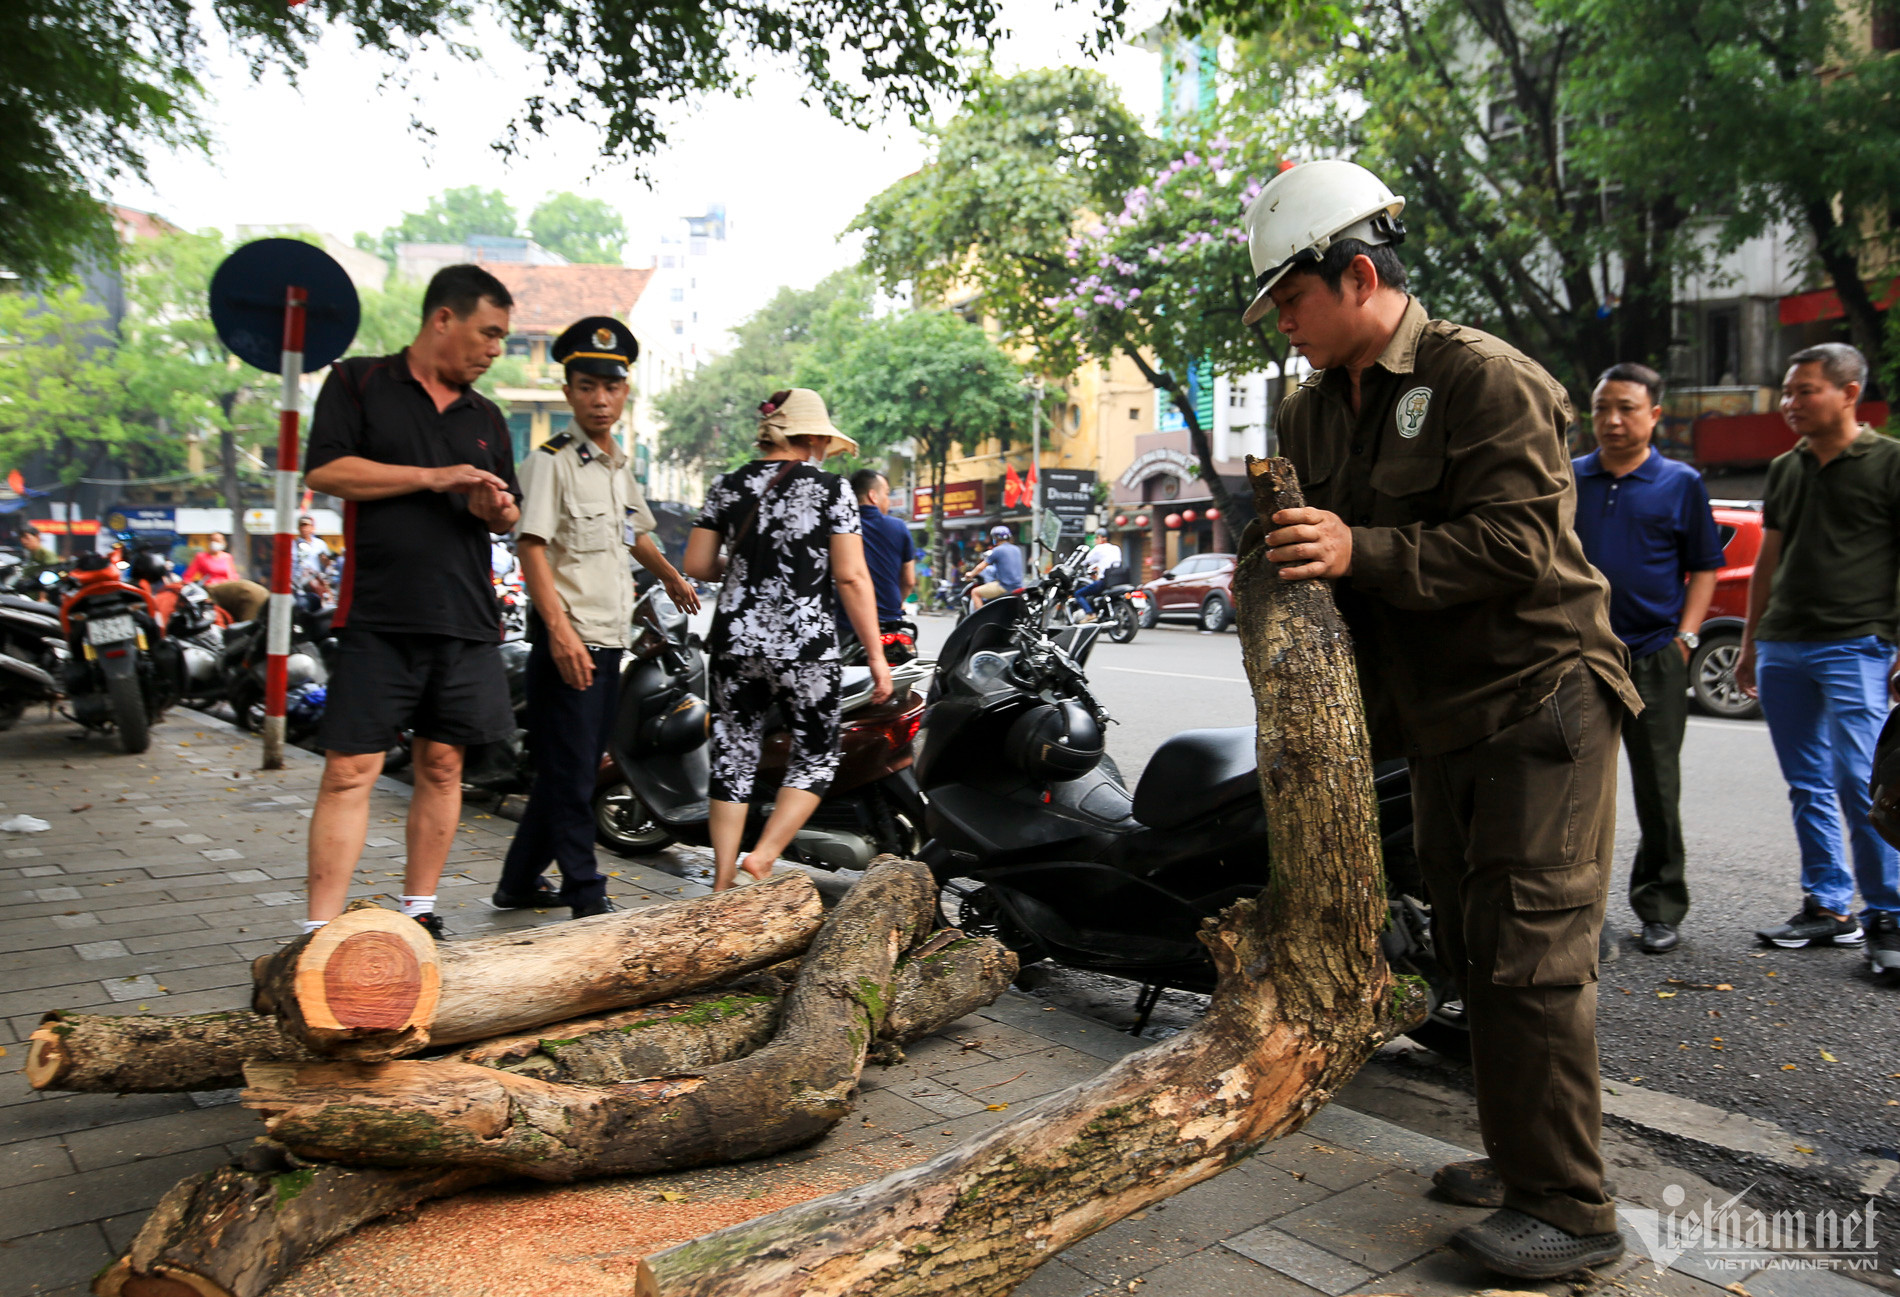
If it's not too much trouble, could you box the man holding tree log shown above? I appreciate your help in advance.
[1242,161,1641,1281]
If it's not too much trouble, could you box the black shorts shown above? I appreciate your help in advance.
[317,629,514,755]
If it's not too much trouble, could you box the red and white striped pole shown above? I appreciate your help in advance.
[261,284,307,770]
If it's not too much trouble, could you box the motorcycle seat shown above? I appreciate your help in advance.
[1132,726,1258,831]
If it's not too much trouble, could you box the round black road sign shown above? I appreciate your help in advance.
[209,238,360,373]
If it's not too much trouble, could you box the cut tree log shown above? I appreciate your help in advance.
[100,926,1014,1297]
[252,871,824,1060]
[250,906,439,1060]
[638,456,1427,1297]
[243,858,939,1180]
[27,1010,311,1094]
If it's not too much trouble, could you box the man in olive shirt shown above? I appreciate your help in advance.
[1242,160,1639,1278]
[1737,343,1900,974]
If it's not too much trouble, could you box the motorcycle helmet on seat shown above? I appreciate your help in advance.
[130,548,170,587]
[1005,699,1104,782]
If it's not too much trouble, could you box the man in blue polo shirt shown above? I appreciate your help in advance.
[849,468,915,624]
[1573,362,1725,955]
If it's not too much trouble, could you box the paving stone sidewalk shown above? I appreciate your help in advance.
[0,708,1874,1297]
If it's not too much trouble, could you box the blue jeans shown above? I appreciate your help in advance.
[1755,636,1900,917]
[1074,578,1106,615]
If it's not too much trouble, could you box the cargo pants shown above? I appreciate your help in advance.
[1410,665,1623,1238]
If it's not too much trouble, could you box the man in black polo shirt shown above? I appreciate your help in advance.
[300,264,522,939]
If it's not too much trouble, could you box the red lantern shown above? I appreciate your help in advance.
[1135,514,1150,527]
[1164,513,1182,529]
[1113,514,1127,527]
[1181,509,1198,523]
[1205,507,1220,521]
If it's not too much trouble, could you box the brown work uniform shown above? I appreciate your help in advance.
[1276,297,1639,1238]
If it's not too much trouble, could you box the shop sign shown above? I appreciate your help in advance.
[912,480,986,519]
[1040,468,1097,520]
[1116,448,1200,489]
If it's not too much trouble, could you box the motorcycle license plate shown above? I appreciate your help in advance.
[86,614,137,646]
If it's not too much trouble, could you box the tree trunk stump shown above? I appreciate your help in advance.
[637,457,1424,1297]
[253,872,825,1060]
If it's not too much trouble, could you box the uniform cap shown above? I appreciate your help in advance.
[552,315,639,379]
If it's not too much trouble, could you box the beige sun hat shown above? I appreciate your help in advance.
[757,388,860,455]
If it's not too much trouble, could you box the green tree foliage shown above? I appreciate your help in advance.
[1182,0,1900,388]
[1550,0,1900,379]
[852,69,1153,379]
[0,287,136,496]
[850,70,1270,526]
[1171,4,1693,404]
[4,0,1128,283]
[529,193,628,264]
[656,270,873,470]
[359,187,519,264]
[821,309,1035,570]
[1048,130,1292,524]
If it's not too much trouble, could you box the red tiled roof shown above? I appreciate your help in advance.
[483,262,654,336]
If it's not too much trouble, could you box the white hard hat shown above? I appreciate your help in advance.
[1241,160,1407,325]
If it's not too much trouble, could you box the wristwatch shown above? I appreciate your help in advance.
[1676,631,1700,650]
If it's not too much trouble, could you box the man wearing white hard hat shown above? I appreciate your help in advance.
[1242,159,1640,1279]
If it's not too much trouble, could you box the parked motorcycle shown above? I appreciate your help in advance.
[0,575,66,730]
[593,587,931,869]
[56,554,180,753]
[219,602,338,742]
[913,560,1461,1045]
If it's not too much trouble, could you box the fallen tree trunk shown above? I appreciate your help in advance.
[252,872,824,1060]
[101,924,1013,1297]
[27,1009,311,1094]
[244,858,939,1180]
[638,456,1425,1297]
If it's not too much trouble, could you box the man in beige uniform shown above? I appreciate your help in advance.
[494,316,698,919]
[1241,161,1639,1279]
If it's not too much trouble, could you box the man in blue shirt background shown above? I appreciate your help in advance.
[972,524,1025,607]
[848,468,915,623]
[1573,362,1726,955]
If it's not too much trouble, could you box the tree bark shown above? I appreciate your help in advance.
[253,872,825,1060]
[27,1010,313,1095]
[244,860,940,1180]
[638,457,1422,1297]
[98,924,1014,1297]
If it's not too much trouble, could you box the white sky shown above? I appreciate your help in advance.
[114,1,1165,330]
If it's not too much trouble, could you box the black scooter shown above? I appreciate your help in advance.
[916,545,1461,1044]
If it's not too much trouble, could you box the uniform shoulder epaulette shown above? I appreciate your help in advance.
[539,431,575,454]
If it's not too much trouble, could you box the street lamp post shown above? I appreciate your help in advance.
[1029,377,1044,567]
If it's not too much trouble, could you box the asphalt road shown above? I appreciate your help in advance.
[913,611,1900,1172]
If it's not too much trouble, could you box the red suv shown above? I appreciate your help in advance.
[1690,502,1763,720]
[1138,553,1238,632]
